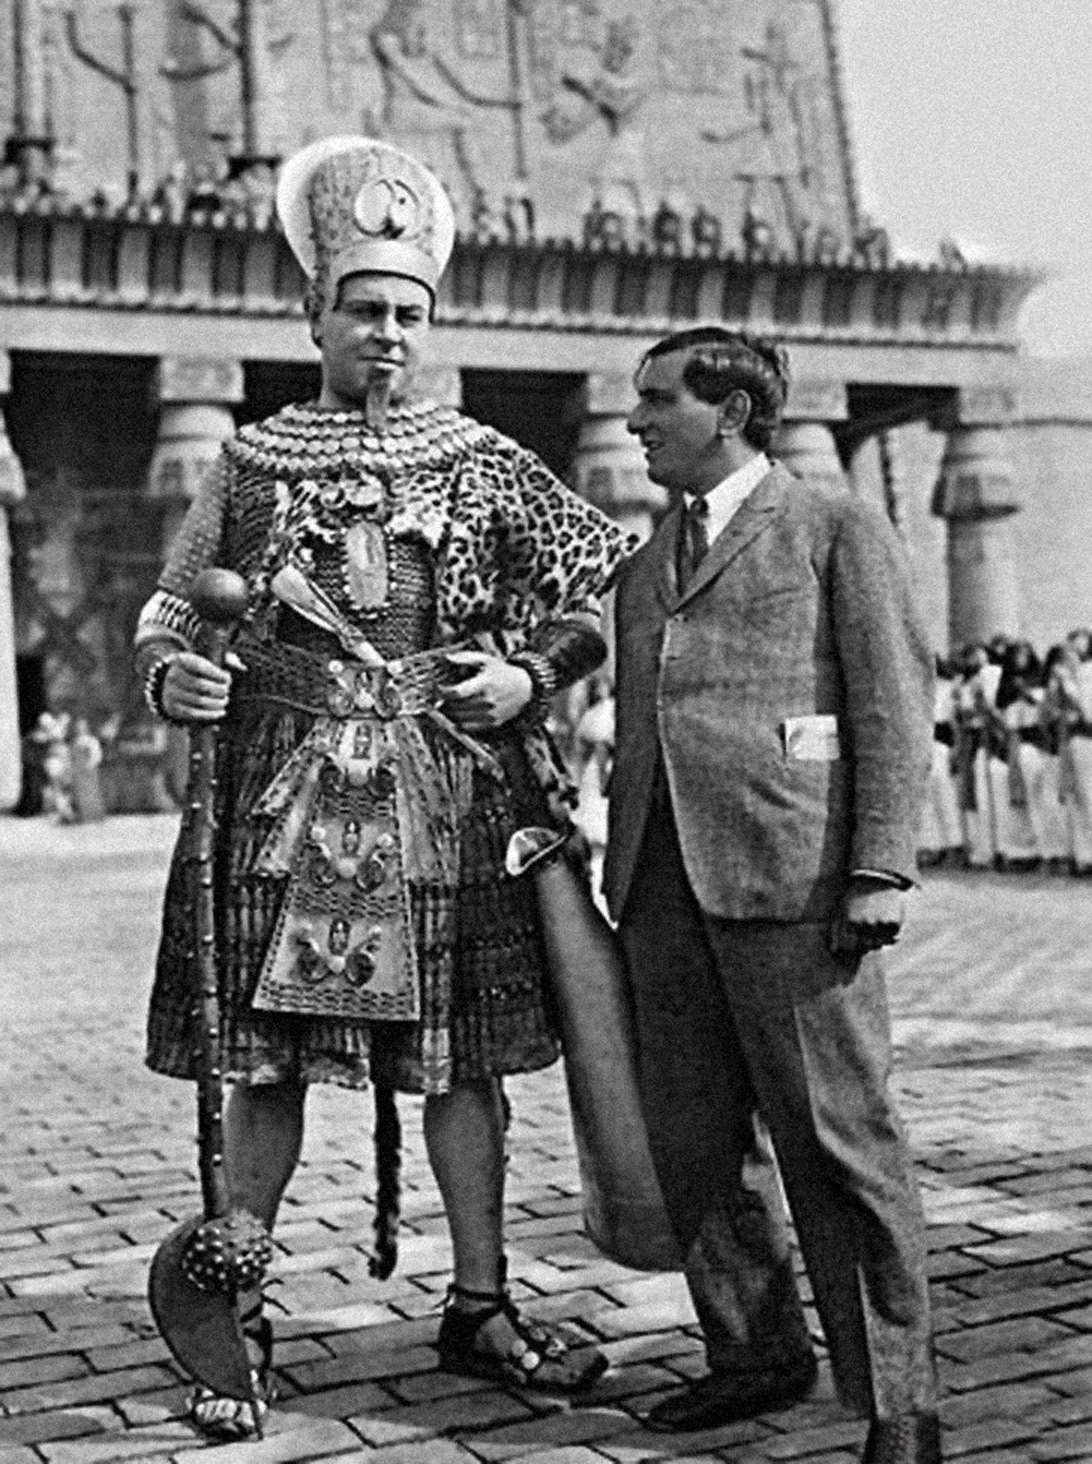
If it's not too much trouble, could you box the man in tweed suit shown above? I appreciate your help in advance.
[604,327,940,1463]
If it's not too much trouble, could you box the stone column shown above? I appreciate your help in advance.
[8,0,54,189]
[774,379,848,487]
[136,357,243,812]
[571,372,665,543]
[0,352,27,811]
[932,389,1020,649]
[148,357,244,549]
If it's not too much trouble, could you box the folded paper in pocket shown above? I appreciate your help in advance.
[781,714,841,761]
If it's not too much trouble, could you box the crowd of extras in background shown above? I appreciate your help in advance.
[15,628,1092,881]
[922,629,1092,876]
[567,631,1092,885]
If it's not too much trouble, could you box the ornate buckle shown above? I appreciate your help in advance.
[327,660,380,716]
[326,660,403,719]
[351,670,375,713]
[372,669,404,719]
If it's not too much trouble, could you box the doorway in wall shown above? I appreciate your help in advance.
[461,371,585,480]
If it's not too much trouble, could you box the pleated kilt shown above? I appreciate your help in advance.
[145,698,560,1094]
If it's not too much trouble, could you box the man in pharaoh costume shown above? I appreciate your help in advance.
[135,135,628,1438]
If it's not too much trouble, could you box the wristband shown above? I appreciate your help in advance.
[143,652,179,721]
[509,650,560,704]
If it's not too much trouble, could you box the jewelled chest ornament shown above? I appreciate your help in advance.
[250,674,421,1023]
[345,512,389,613]
[329,472,392,613]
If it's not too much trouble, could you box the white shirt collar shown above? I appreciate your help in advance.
[685,453,771,545]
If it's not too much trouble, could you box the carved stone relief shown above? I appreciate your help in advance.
[454,0,504,60]
[1,0,857,254]
[367,0,523,214]
[542,16,646,230]
[656,1,738,95]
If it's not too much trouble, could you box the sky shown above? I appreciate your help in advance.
[834,0,1092,357]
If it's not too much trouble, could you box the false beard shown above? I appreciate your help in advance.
[364,372,394,431]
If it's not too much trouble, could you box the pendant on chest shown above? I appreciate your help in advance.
[344,519,389,611]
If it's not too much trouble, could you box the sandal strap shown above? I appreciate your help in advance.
[439,1259,592,1387]
[184,1294,278,1441]
[448,1281,506,1306]
[440,1289,570,1370]
[503,1301,570,1359]
[446,1254,510,1307]
[188,1377,272,1440]
[506,1307,567,1359]
[442,1284,508,1337]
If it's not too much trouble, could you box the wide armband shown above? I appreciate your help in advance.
[141,650,181,722]
[525,617,607,694]
[508,650,561,708]
[507,618,607,725]
[135,588,202,654]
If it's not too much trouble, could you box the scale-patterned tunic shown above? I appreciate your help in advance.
[137,400,629,1095]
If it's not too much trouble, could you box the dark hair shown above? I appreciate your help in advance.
[642,327,790,450]
[1044,643,1068,676]
[958,642,989,675]
[995,640,1043,709]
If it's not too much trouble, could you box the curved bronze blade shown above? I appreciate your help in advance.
[148,1215,258,1406]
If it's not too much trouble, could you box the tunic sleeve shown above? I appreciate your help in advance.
[504,447,634,623]
[134,455,230,663]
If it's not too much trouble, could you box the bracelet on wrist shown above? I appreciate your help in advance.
[143,653,179,721]
[509,650,560,706]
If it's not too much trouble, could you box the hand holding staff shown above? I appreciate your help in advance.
[148,570,273,1435]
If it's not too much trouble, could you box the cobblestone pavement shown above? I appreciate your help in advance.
[4,815,1092,1464]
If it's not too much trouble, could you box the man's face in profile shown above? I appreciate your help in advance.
[626,351,722,497]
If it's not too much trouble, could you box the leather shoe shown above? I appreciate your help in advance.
[862,1412,942,1464]
[643,1352,818,1432]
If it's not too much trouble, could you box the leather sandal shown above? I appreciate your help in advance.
[186,1299,276,1440]
[436,1279,607,1393]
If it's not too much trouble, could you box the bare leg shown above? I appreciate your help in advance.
[424,1076,605,1388]
[423,1077,506,1293]
[186,1080,306,1438]
[225,1079,307,1230]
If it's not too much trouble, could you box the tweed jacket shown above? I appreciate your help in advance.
[604,462,934,923]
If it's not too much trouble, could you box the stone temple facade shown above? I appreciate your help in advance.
[0,0,1068,811]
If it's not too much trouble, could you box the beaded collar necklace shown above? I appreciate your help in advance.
[229,400,491,480]
[241,400,487,617]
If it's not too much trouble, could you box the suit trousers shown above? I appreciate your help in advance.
[618,798,936,1418]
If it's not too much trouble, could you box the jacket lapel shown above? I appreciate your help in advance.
[674,464,790,608]
[654,503,684,611]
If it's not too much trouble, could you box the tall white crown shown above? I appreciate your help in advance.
[276,136,456,299]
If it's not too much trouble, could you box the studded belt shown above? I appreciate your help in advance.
[232,635,450,721]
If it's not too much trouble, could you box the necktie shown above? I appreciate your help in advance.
[678,497,710,591]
